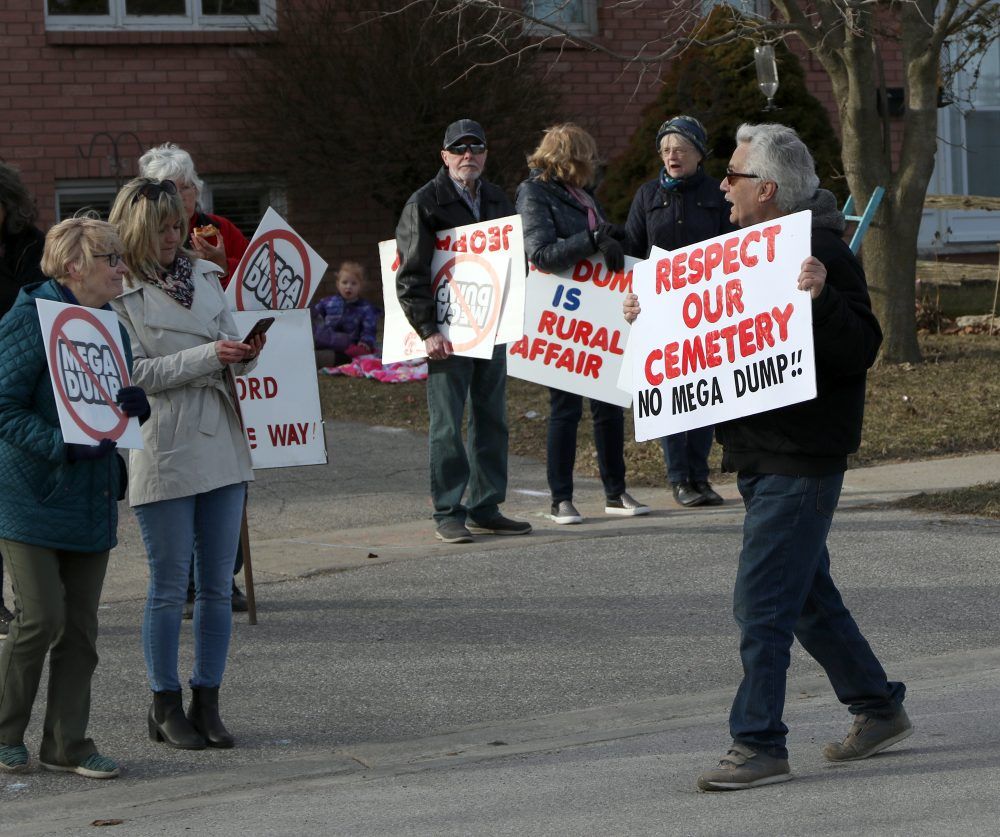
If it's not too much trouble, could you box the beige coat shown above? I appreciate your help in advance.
[111,260,256,506]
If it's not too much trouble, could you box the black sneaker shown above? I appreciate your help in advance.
[692,480,724,506]
[0,605,13,638]
[435,520,474,544]
[605,492,650,516]
[671,481,707,507]
[467,515,532,536]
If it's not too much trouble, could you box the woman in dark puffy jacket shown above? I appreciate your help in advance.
[515,123,648,525]
[0,217,149,779]
[624,115,735,509]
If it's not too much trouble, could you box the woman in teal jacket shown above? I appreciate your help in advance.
[0,217,149,780]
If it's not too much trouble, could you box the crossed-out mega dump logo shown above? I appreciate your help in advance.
[235,229,312,311]
[48,307,130,441]
[431,253,502,353]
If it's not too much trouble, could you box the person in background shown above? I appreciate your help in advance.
[516,123,649,525]
[624,115,735,509]
[311,261,380,368]
[138,143,249,286]
[110,178,264,750]
[0,217,150,779]
[0,162,48,639]
[394,118,531,544]
[138,142,251,613]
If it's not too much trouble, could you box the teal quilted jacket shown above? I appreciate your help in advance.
[0,279,132,552]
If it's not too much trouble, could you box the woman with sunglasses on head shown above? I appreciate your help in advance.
[623,115,736,510]
[109,178,265,751]
[0,217,150,779]
[516,123,649,526]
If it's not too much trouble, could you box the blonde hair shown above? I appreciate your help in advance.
[336,261,366,288]
[526,123,600,188]
[109,177,189,285]
[41,215,123,285]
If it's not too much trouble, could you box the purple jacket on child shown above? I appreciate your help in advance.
[311,294,380,352]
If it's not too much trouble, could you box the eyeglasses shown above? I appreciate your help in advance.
[94,252,123,267]
[131,179,179,205]
[446,143,487,156]
[661,144,694,157]
[725,169,761,183]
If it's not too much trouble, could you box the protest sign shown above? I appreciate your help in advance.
[629,211,815,441]
[379,215,525,362]
[231,309,326,469]
[226,208,328,312]
[507,255,637,408]
[36,299,143,448]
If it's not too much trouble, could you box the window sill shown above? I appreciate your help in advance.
[45,28,276,46]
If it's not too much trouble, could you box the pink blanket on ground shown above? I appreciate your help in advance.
[319,355,428,383]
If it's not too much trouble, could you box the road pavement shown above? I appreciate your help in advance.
[1,422,998,836]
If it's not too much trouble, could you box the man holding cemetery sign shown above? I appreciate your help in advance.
[625,124,909,792]
[395,119,531,544]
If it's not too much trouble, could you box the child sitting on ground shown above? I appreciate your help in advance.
[311,261,380,368]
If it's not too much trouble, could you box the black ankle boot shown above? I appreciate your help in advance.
[148,690,206,750]
[187,686,235,749]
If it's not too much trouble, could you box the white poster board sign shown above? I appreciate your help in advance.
[225,207,328,312]
[507,255,637,408]
[36,299,143,448]
[629,211,815,441]
[379,214,526,362]
[232,309,327,469]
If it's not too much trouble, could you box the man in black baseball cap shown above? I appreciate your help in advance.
[394,119,531,544]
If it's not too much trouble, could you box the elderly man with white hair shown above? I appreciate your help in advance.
[625,123,910,792]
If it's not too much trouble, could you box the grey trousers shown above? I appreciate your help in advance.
[0,539,109,766]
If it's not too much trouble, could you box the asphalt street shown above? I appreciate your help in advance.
[1,421,998,836]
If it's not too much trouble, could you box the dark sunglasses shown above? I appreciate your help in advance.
[725,168,761,183]
[446,143,487,155]
[94,252,123,267]
[131,179,179,205]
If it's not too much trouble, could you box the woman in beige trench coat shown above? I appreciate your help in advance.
[109,178,265,752]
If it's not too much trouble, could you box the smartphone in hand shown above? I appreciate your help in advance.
[241,316,275,345]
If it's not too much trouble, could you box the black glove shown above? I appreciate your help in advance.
[65,438,117,462]
[592,224,625,272]
[115,385,151,424]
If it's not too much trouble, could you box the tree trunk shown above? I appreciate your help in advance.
[860,211,923,364]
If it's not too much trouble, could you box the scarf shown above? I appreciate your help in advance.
[143,254,195,309]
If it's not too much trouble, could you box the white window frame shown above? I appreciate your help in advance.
[523,0,598,37]
[45,0,277,31]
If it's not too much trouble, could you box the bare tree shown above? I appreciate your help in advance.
[392,0,1000,364]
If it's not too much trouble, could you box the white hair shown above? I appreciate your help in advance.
[138,142,204,201]
[736,123,820,213]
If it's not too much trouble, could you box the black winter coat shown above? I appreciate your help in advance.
[395,167,515,339]
[716,218,883,477]
[515,174,603,273]
[624,169,734,259]
[0,225,46,317]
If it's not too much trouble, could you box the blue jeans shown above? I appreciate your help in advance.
[426,345,508,524]
[729,472,905,759]
[134,483,246,692]
[547,388,626,502]
[658,426,714,484]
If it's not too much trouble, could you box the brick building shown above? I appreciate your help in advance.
[3,0,995,298]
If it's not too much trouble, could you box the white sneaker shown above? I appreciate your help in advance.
[550,500,583,524]
[605,492,651,516]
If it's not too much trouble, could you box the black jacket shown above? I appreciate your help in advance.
[395,166,515,340]
[1,225,46,317]
[624,169,734,259]
[716,191,883,477]
[515,174,603,273]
